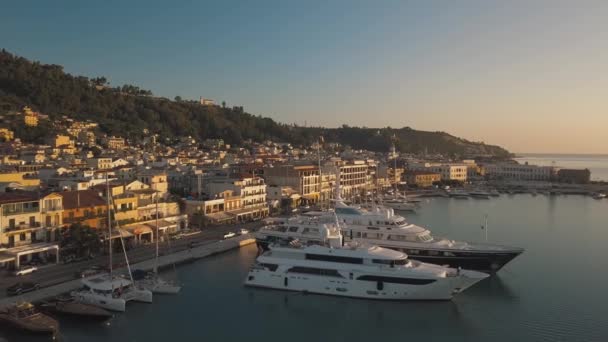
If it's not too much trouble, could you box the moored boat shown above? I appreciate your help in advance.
[246,235,489,300]
[0,302,59,335]
[40,300,113,321]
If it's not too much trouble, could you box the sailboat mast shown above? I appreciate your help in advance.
[154,193,159,274]
[106,173,112,279]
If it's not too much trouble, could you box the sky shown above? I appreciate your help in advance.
[1,0,607,154]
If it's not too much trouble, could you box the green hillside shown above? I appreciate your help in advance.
[0,49,511,157]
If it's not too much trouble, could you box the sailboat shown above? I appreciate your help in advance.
[71,174,153,311]
[137,194,181,294]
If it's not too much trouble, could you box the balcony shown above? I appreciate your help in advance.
[4,222,43,233]
[2,206,40,216]
[41,205,63,213]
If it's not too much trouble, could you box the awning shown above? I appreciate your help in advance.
[206,212,233,222]
[129,225,153,236]
[0,251,16,263]
[103,229,134,239]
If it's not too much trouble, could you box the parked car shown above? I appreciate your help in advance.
[223,232,236,239]
[239,229,249,235]
[14,265,38,276]
[6,282,41,296]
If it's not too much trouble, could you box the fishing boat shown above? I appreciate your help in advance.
[0,302,58,335]
[592,192,606,199]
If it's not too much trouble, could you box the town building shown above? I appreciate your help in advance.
[264,165,320,204]
[404,171,442,188]
[557,169,591,184]
[105,136,126,149]
[0,128,14,141]
[59,190,108,229]
[0,192,59,270]
[483,163,556,181]
[87,157,113,170]
[23,106,39,127]
[409,162,468,183]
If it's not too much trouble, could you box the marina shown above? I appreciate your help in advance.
[3,194,606,342]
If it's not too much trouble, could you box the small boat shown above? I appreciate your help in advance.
[592,193,606,199]
[133,270,181,295]
[40,300,113,321]
[0,302,59,335]
[469,190,491,199]
[137,199,182,295]
[449,190,470,199]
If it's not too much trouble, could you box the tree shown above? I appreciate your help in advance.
[174,96,182,102]
[60,223,102,258]
[221,101,226,108]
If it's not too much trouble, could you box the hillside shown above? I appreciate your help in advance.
[0,49,511,157]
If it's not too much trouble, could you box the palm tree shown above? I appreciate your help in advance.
[60,223,102,258]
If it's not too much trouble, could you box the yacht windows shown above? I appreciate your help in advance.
[367,227,379,230]
[355,232,362,238]
[305,253,364,264]
[287,266,343,277]
[357,275,436,285]
[277,226,287,233]
[372,258,409,266]
[260,263,279,271]
[288,226,299,233]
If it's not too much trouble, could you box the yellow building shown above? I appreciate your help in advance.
[0,128,14,141]
[23,106,39,127]
[0,172,41,189]
[52,135,74,148]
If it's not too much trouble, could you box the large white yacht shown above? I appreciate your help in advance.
[257,200,523,273]
[246,228,488,300]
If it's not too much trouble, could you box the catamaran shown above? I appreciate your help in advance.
[72,175,152,312]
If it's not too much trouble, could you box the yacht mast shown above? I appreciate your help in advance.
[106,173,112,280]
[154,193,159,274]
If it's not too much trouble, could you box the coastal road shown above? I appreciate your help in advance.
[0,222,262,299]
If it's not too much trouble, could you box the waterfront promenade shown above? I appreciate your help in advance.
[0,225,259,309]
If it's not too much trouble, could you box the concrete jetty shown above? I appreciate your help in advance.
[0,235,255,309]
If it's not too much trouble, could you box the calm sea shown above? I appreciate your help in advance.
[515,153,608,181]
[5,195,608,342]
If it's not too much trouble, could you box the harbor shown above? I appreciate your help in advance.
[2,194,605,342]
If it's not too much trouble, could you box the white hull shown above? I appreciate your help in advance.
[141,278,181,294]
[71,291,126,312]
[384,202,417,212]
[245,268,484,300]
[125,288,154,303]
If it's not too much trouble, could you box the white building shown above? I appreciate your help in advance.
[483,163,556,181]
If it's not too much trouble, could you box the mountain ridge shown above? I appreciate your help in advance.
[0,49,511,158]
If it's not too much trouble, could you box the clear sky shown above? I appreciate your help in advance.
[1,0,607,154]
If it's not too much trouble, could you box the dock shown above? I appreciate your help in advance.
[0,235,255,309]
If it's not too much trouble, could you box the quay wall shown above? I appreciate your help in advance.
[0,235,256,309]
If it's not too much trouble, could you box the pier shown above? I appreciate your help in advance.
[0,235,255,309]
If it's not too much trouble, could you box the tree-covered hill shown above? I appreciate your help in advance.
[0,49,511,157]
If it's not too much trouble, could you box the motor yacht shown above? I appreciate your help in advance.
[258,200,523,273]
[246,231,488,300]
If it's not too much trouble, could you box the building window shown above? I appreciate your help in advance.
[20,233,26,241]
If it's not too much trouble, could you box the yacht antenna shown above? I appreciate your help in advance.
[482,214,488,242]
